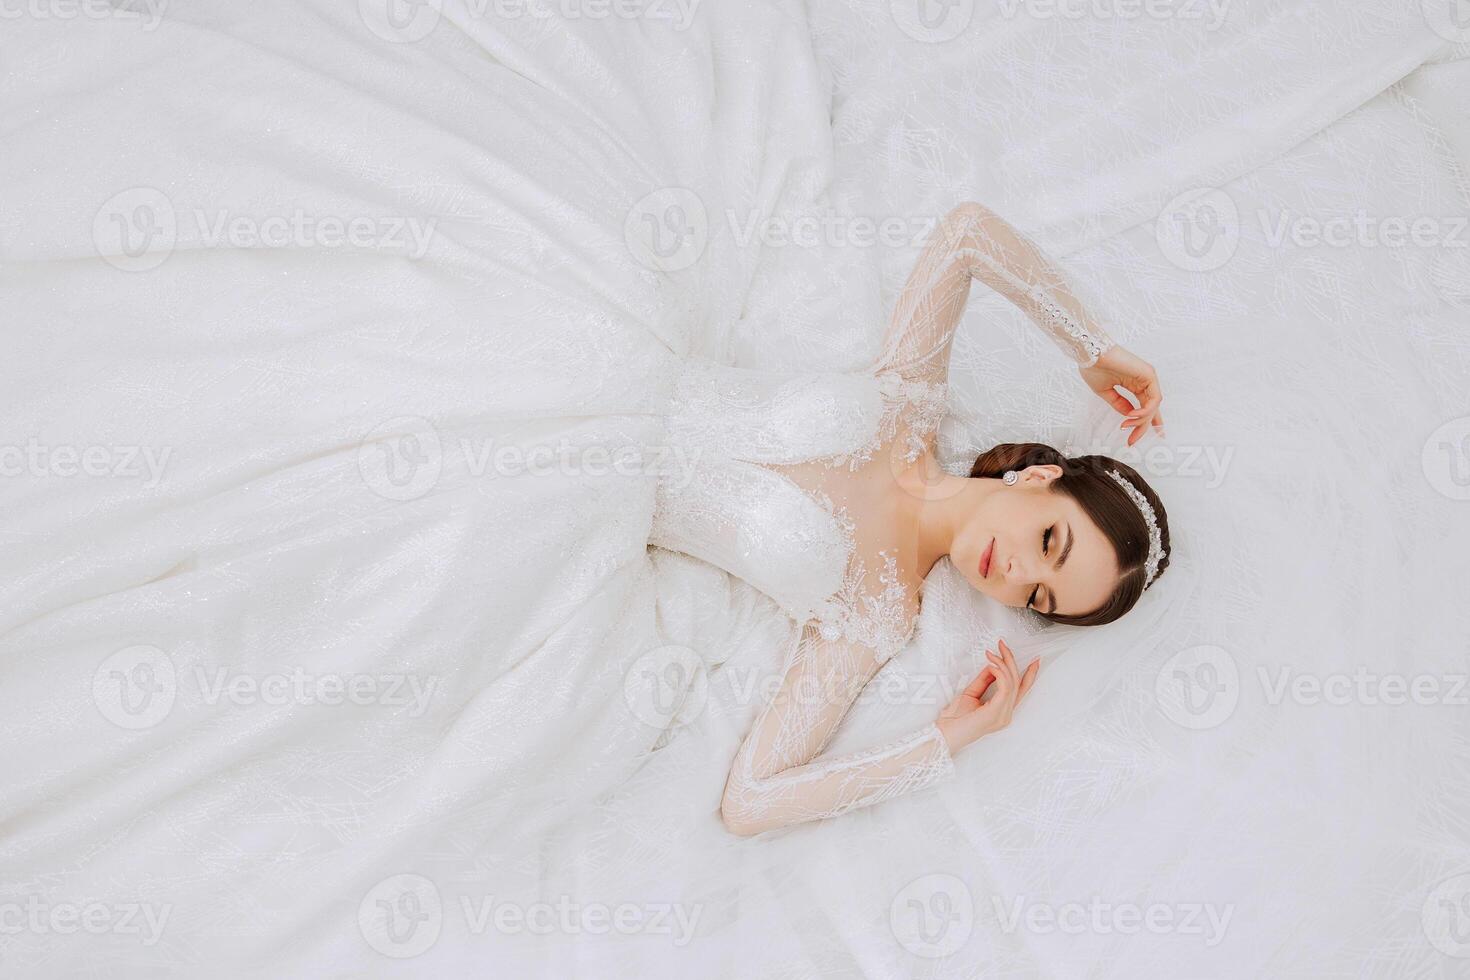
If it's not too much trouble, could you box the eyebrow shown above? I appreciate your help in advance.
[1055,522,1074,572]
[1045,523,1074,615]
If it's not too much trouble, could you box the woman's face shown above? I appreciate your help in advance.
[952,465,1119,618]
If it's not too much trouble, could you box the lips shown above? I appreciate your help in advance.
[980,537,995,579]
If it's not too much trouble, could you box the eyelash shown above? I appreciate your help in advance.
[1028,526,1054,609]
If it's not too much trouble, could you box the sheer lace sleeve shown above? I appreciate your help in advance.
[875,201,1116,387]
[719,622,955,837]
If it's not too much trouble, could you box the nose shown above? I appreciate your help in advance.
[1004,552,1033,583]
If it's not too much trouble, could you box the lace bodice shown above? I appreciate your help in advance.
[649,203,1115,835]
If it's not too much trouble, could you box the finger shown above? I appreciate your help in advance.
[963,665,998,700]
[984,651,1009,692]
[996,650,1019,694]
[1019,659,1040,700]
[993,669,1020,722]
[995,640,1018,683]
[989,665,1014,702]
[1103,391,1135,416]
[990,647,1013,684]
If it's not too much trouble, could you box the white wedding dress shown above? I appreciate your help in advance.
[9,3,1461,973]
[648,202,1115,835]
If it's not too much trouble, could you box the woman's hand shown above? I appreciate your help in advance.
[936,638,1039,754]
[1079,345,1163,447]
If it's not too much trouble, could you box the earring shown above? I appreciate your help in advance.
[1002,470,1018,486]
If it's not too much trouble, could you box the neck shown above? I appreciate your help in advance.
[897,463,999,578]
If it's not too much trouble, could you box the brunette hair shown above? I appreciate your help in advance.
[969,443,1171,627]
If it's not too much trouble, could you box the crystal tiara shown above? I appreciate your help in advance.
[1107,469,1165,588]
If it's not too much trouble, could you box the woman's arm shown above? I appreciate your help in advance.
[719,623,955,837]
[875,201,1116,386]
[719,628,1039,837]
[877,201,1164,443]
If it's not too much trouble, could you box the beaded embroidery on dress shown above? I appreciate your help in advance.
[649,202,1115,834]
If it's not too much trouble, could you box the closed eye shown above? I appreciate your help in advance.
[1028,523,1069,614]
[1028,525,1056,610]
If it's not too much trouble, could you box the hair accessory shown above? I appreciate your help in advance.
[1107,469,1165,588]
[1002,470,1018,486]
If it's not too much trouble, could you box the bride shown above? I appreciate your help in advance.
[650,201,1171,837]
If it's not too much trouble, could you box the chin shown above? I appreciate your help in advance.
[966,577,997,602]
